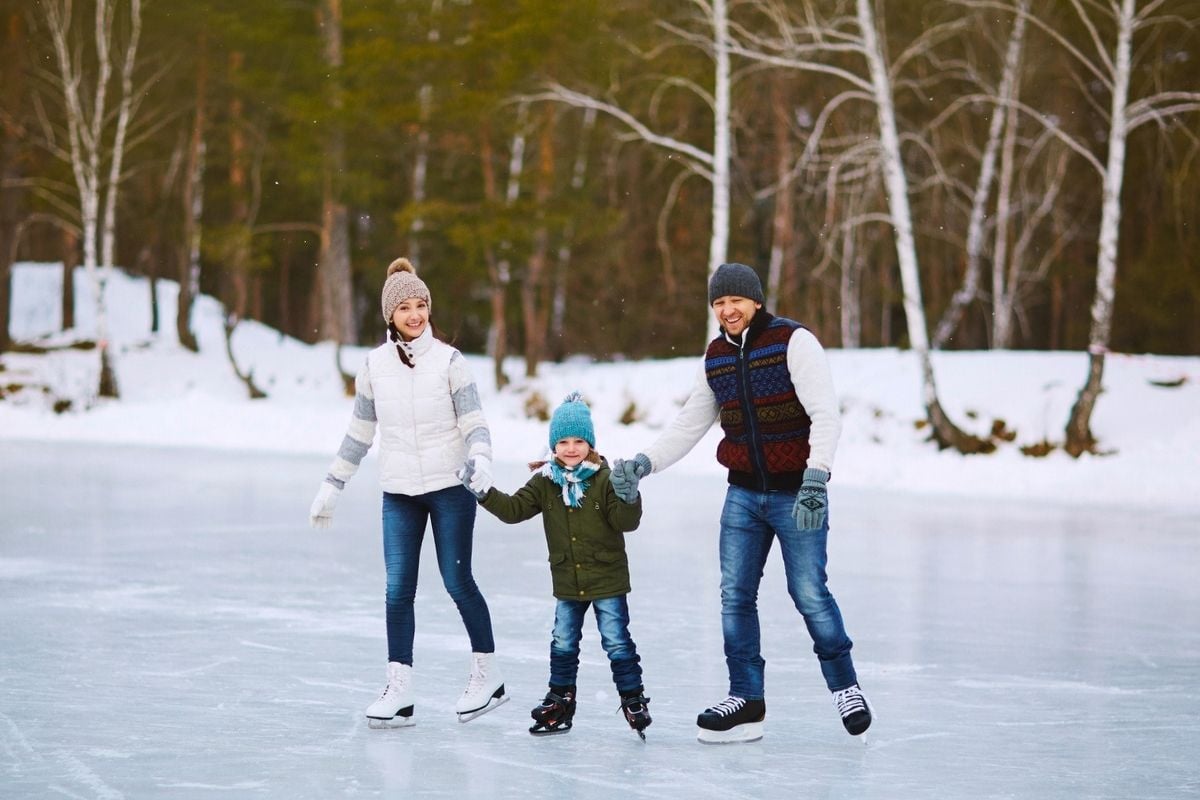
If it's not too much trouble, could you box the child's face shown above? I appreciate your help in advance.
[554,437,590,467]
[391,298,430,341]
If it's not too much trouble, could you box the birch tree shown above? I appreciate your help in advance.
[975,0,1200,453]
[40,0,147,398]
[1061,0,1200,454]
[932,0,1029,348]
[732,0,986,451]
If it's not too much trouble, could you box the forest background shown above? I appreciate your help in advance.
[1,0,1198,454]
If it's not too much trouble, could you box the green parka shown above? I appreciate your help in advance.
[479,460,642,601]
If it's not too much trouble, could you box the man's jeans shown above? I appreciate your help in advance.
[719,485,856,699]
[548,595,643,693]
[381,486,494,664]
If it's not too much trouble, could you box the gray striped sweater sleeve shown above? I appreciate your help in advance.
[448,351,492,461]
[324,363,378,490]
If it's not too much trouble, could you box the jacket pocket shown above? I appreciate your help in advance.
[548,553,567,565]
[593,548,625,564]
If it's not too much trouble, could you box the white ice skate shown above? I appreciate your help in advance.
[454,652,508,722]
[366,661,415,729]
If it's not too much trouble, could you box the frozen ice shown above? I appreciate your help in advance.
[2,442,1198,799]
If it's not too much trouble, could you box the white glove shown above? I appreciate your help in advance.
[464,455,493,497]
[309,482,340,529]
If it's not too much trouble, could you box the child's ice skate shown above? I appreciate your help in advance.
[619,688,652,740]
[529,686,576,736]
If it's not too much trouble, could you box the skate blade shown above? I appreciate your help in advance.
[457,694,509,723]
[529,724,572,736]
[635,729,646,741]
[696,721,763,744]
[367,715,416,730]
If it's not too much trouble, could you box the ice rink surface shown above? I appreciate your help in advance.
[2,442,1198,799]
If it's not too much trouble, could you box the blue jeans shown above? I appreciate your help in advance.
[719,485,856,699]
[381,486,494,664]
[548,595,643,693]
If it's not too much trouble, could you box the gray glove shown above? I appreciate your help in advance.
[792,468,829,530]
[610,453,651,504]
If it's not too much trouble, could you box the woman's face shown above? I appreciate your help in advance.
[391,298,430,340]
[554,437,590,467]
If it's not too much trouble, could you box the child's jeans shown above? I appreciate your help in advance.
[548,594,642,692]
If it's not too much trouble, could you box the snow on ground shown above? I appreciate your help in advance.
[3,261,1200,511]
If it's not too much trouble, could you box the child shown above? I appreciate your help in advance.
[458,391,651,738]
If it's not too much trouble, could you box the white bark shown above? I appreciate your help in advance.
[707,0,731,342]
[1088,0,1134,352]
[933,0,1028,349]
[856,0,928,357]
[41,0,144,397]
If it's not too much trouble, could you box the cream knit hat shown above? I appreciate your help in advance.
[381,258,431,323]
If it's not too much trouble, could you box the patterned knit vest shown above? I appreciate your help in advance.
[704,314,812,485]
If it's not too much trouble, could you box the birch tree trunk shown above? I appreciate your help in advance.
[933,0,1028,349]
[856,0,986,450]
[42,0,144,398]
[707,0,732,342]
[317,0,354,346]
[990,68,1021,348]
[1065,0,1135,456]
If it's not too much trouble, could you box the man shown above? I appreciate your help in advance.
[612,262,872,744]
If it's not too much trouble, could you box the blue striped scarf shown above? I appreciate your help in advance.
[540,459,599,508]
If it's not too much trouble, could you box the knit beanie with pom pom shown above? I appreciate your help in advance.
[548,391,596,450]
[381,257,431,323]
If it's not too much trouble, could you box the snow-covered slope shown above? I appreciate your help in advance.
[3,261,1198,510]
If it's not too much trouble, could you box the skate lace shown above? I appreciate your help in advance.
[463,667,486,697]
[707,696,745,717]
[833,685,866,718]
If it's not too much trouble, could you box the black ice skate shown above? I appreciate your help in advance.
[832,683,873,738]
[619,689,652,740]
[529,686,576,736]
[696,696,765,744]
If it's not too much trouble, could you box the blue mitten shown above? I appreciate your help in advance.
[610,453,652,504]
[792,468,829,530]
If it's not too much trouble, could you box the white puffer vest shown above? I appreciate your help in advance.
[368,329,467,495]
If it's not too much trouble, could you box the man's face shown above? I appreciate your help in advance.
[711,295,762,337]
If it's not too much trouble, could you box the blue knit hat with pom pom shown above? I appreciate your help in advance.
[549,391,595,450]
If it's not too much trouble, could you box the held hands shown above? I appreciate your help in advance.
[792,468,829,531]
[309,482,341,529]
[610,453,652,504]
[457,455,493,499]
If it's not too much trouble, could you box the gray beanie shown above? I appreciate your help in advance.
[708,262,765,305]
[381,257,431,323]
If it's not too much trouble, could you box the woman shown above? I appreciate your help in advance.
[309,257,507,728]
